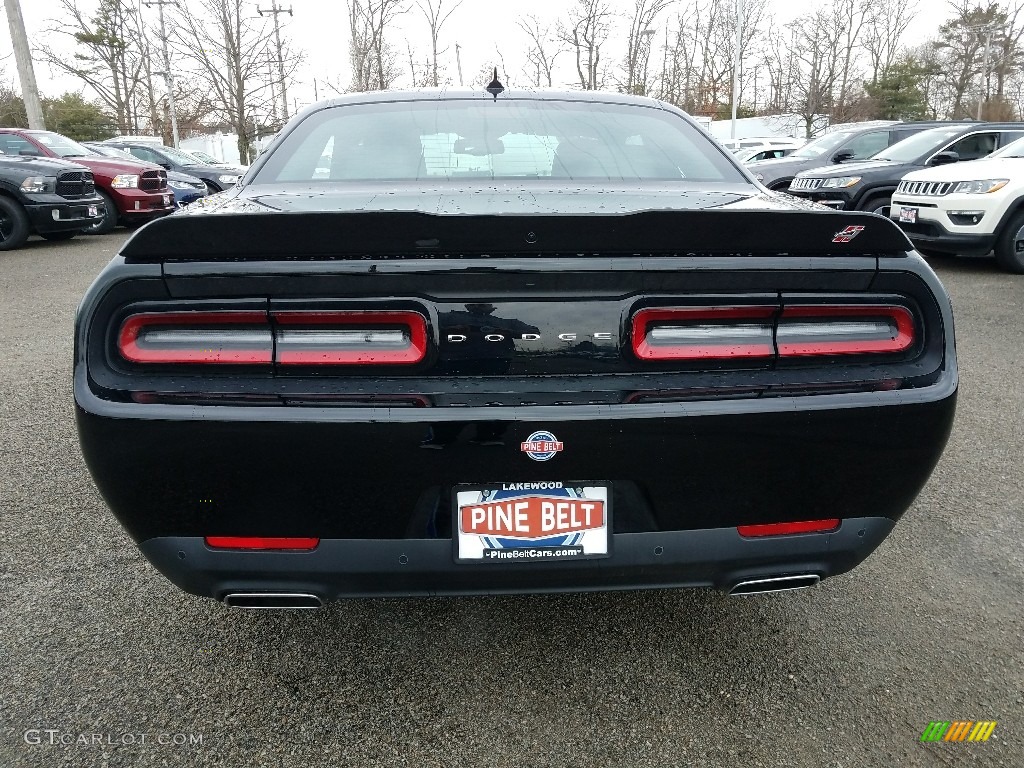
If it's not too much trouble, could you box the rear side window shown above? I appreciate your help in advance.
[256,99,746,183]
[841,130,889,159]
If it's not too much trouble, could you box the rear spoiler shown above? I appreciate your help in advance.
[121,209,914,261]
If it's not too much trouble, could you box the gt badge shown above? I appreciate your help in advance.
[833,225,866,243]
[521,431,564,461]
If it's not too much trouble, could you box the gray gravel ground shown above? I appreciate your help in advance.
[1,234,1021,768]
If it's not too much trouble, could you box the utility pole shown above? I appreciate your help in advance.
[4,0,44,128]
[258,1,292,122]
[730,0,744,140]
[143,0,180,147]
[977,27,994,121]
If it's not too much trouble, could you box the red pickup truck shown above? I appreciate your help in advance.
[0,129,174,234]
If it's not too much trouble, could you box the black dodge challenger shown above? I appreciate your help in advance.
[74,89,957,607]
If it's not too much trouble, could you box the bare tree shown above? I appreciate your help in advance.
[41,0,149,133]
[416,0,461,87]
[559,0,613,90]
[518,15,561,87]
[173,0,286,162]
[348,0,405,91]
[622,0,671,95]
[863,0,916,82]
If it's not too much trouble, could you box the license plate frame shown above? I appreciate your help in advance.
[87,205,99,218]
[453,481,612,564]
[898,206,918,224]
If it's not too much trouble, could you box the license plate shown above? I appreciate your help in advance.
[163,194,172,206]
[899,206,918,224]
[454,482,611,563]
[87,205,99,217]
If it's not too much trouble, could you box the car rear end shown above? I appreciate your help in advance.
[73,93,957,606]
[74,206,956,605]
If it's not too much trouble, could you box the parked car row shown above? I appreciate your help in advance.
[756,120,1024,272]
[0,128,243,251]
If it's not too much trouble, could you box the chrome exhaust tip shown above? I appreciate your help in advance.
[223,592,324,609]
[728,574,820,596]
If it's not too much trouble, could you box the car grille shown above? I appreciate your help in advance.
[896,180,953,196]
[789,177,822,191]
[56,170,96,199]
[140,170,168,192]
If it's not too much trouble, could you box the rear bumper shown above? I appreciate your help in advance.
[140,517,895,600]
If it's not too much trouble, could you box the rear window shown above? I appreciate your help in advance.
[255,99,745,184]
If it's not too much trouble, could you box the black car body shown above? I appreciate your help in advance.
[747,122,958,191]
[74,90,957,607]
[788,123,1024,213]
[101,140,246,193]
[0,154,104,249]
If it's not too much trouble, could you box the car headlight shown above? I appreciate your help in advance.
[754,173,764,182]
[217,174,240,185]
[19,176,56,194]
[821,176,862,188]
[110,174,140,189]
[951,179,1009,194]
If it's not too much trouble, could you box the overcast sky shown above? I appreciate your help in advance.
[6,0,936,112]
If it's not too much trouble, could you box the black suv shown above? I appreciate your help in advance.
[747,122,957,191]
[0,154,105,250]
[102,140,246,193]
[787,123,1024,213]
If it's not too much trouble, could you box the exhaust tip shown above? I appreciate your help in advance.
[223,592,324,609]
[728,574,820,596]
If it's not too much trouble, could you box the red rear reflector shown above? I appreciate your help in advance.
[204,536,320,551]
[776,305,914,356]
[272,310,428,365]
[631,306,776,360]
[118,311,272,364]
[737,519,840,537]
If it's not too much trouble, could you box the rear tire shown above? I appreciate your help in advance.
[83,191,117,235]
[0,196,30,251]
[994,212,1024,273]
[40,231,77,242]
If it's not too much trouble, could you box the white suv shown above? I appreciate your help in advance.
[890,135,1024,272]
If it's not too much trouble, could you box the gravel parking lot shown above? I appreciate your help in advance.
[1,232,1021,767]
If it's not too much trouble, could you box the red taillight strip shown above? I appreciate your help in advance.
[205,536,320,551]
[118,311,272,364]
[737,519,840,538]
[631,306,777,360]
[271,310,428,365]
[776,305,914,356]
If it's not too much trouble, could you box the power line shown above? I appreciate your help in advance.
[3,0,44,128]
[257,1,293,123]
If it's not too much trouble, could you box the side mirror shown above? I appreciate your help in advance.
[929,151,960,166]
[832,151,855,163]
[160,162,172,170]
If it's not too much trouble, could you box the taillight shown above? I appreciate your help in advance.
[118,311,273,364]
[631,306,776,360]
[737,519,840,537]
[272,310,428,365]
[204,536,319,551]
[776,305,914,356]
